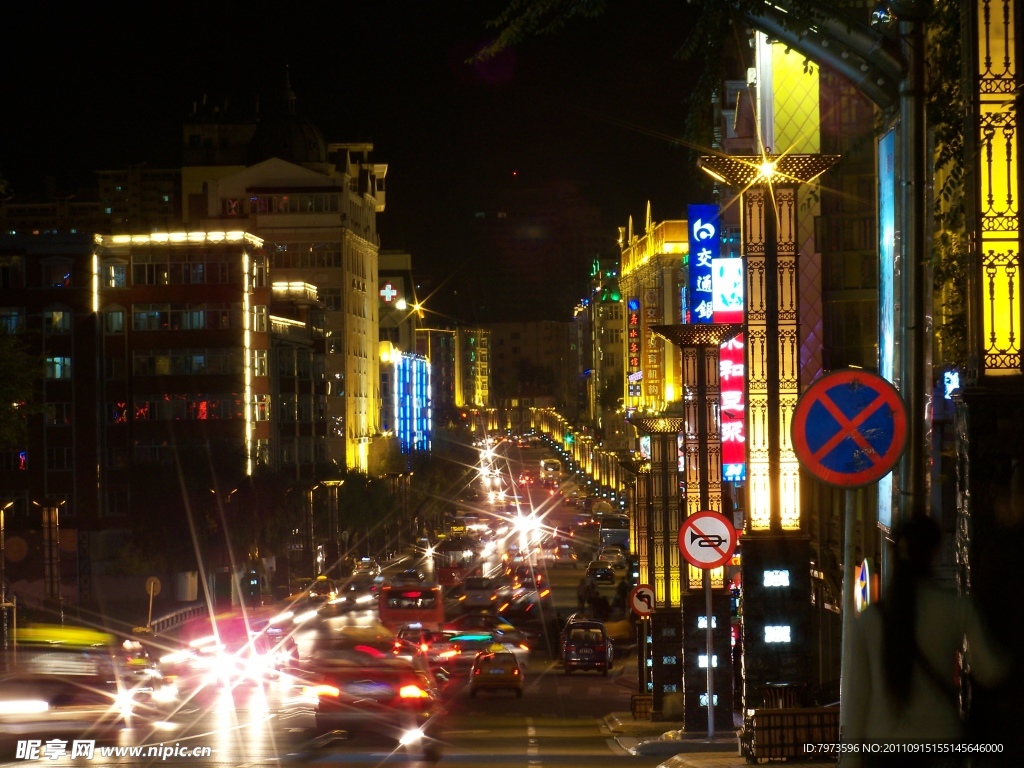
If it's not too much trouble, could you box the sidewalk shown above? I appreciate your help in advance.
[604,653,837,767]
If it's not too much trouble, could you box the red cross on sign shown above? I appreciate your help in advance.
[379,282,398,302]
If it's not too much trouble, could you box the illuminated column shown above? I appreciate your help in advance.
[957,2,1024,597]
[651,323,740,730]
[698,153,838,708]
[628,413,684,720]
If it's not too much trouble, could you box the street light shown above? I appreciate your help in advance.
[1,501,13,650]
[321,479,344,575]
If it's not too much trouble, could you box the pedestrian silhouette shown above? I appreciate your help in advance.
[576,577,588,613]
[841,515,1008,767]
[970,458,1024,763]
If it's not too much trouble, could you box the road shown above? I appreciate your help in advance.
[1,439,661,767]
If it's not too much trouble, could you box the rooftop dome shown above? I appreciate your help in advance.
[246,71,327,167]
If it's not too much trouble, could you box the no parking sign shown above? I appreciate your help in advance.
[791,369,908,488]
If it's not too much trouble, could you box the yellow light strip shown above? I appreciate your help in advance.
[95,231,262,248]
[243,251,253,476]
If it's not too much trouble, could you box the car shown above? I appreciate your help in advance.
[585,560,616,583]
[392,568,428,585]
[307,575,338,601]
[299,627,445,762]
[0,625,180,743]
[561,616,613,675]
[458,576,500,611]
[354,556,383,576]
[596,547,627,569]
[433,632,530,674]
[470,651,524,698]
[442,613,531,645]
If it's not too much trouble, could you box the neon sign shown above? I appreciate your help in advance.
[687,204,719,324]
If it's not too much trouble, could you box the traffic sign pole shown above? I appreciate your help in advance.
[678,511,737,742]
[703,568,714,741]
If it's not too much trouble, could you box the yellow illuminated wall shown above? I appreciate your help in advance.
[976,2,1021,374]
[619,217,688,411]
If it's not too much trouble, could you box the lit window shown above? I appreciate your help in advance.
[763,570,791,587]
[764,625,791,643]
[43,309,72,335]
[698,655,719,668]
[697,616,718,629]
[45,356,72,379]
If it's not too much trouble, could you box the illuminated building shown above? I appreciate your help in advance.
[618,205,687,413]
[378,251,432,459]
[573,258,625,445]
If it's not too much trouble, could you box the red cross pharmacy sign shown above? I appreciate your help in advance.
[791,369,908,489]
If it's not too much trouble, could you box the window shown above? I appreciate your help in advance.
[45,402,72,425]
[46,447,73,470]
[279,393,297,422]
[104,262,127,288]
[104,309,125,334]
[252,305,267,333]
[0,450,28,471]
[0,256,25,289]
[253,349,268,377]
[252,394,270,421]
[42,263,72,288]
[0,308,24,333]
[105,357,125,379]
[44,309,72,335]
[133,262,168,286]
[320,288,342,312]
[45,356,72,379]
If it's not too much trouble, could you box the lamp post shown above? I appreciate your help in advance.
[321,479,344,575]
[307,483,321,578]
[1,501,13,650]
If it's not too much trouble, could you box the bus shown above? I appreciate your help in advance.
[598,514,630,550]
[540,458,562,483]
[434,536,481,587]
[377,584,445,632]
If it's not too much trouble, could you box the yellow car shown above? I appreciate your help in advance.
[469,651,524,698]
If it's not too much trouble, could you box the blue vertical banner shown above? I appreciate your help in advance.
[687,204,719,323]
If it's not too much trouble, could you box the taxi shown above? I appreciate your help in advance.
[469,650,523,698]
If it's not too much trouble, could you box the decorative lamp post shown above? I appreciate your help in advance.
[650,322,741,730]
[698,152,838,710]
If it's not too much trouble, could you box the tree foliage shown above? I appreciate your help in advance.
[0,331,43,447]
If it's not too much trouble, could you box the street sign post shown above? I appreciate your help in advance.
[678,510,738,570]
[629,584,654,617]
[791,369,908,489]
[678,510,738,741]
[630,584,654,694]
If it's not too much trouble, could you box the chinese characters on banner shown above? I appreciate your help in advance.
[644,288,662,400]
[627,297,642,399]
[687,204,720,324]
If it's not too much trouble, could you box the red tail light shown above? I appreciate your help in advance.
[399,684,429,699]
[596,645,606,654]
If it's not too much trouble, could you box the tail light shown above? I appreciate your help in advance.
[596,645,606,654]
[513,668,520,676]
[304,684,340,698]
[399,684,429,699]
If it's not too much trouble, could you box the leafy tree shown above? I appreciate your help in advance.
[0,331,43,447]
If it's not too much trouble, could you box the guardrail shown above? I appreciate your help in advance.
[147,603,209,635]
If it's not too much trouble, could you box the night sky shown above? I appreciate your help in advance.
[3,1,709,317]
